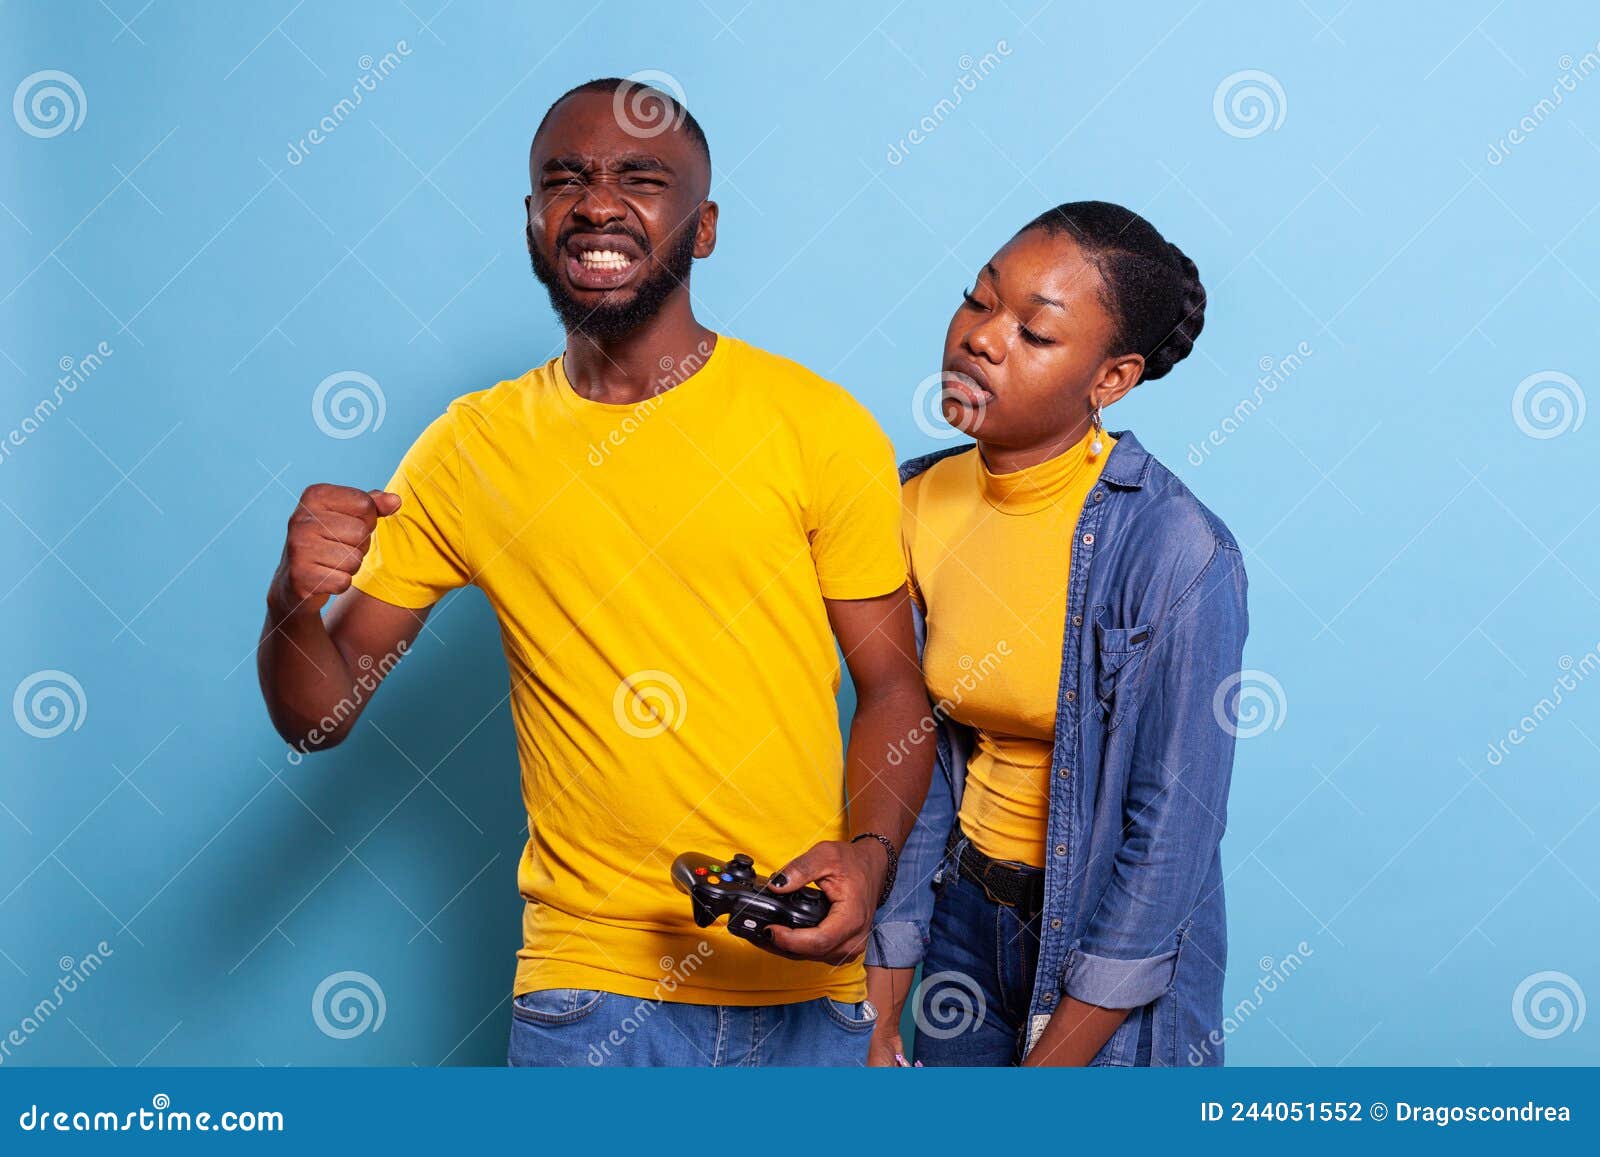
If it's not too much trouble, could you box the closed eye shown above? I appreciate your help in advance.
[1019,325,1056,347]
[961,287,989,311]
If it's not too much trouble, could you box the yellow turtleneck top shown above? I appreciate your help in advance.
[902,429,1116,867]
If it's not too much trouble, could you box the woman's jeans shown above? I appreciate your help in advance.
[915,862,1044,1066]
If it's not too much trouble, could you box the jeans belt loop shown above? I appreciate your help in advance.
[977,858,1000,905]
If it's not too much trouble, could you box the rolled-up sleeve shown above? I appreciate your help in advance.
[1063,544,1248,1009]
[867,741,955,968]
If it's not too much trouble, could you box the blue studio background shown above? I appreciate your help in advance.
[2,0,1598,1068]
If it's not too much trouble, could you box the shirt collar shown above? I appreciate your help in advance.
[1097,430,1151,490]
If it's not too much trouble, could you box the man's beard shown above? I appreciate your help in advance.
[529,224,698,342]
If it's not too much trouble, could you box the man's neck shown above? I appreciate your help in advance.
[562,297,716,405]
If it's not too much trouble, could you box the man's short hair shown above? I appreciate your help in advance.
[534,77,711,169]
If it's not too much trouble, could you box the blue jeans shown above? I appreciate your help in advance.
[914,863,1043,1066]
[506,989,876,1067]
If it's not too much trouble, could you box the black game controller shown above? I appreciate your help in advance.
[670,852,830,945]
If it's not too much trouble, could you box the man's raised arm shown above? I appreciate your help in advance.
[257,483,427,751]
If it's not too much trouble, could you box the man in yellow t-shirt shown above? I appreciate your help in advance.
[256,79,932,1067]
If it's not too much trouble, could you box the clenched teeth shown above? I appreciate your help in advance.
[578,249,634,269]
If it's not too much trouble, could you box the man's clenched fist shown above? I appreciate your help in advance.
[267,484,400,617]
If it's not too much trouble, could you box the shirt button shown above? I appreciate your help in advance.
[1057,768,1070,779]
[1072,614,1082,627]
[1064,689,1076,702]
[1082,533,1094,546]
[1093,490,1104,503]
[1054,844,1067,857]
[1043,992,1057,1006]
[1050,918,1062,929]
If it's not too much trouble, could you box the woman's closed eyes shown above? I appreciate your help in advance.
[961,285,1057,347]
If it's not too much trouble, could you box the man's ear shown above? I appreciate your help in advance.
[1094,354,1144,409]
[693,200,719,259]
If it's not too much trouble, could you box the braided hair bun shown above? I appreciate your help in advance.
[1018,201,1206,382]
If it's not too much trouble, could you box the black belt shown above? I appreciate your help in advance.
[952,829,1045,910]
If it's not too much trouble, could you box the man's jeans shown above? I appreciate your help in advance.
[915,865,1044,1066]
[507,989,877,1067]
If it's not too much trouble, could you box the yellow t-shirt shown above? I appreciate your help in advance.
[902,430,1115,867]
[351,336,903,1005]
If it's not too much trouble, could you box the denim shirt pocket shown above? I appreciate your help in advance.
[1093,610,1153,732]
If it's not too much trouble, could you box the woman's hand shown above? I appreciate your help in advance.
[1021,996,1131,1066]
[868,1024,905,1067]
[865,965,916,1066]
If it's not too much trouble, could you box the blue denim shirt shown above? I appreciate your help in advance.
[867,431,1249,1066]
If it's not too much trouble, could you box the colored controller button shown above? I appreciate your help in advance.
[693,867,707,876]
[709,864,722,872]
[707,875,721,884]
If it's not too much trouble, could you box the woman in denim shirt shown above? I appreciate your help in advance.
[865,202,1248,1066]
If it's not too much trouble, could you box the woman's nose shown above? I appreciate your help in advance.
[963,318,1004,364]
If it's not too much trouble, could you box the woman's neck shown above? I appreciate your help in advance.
[978,416,1096,475]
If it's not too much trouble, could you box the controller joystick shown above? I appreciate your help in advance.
[670,851,830,945]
